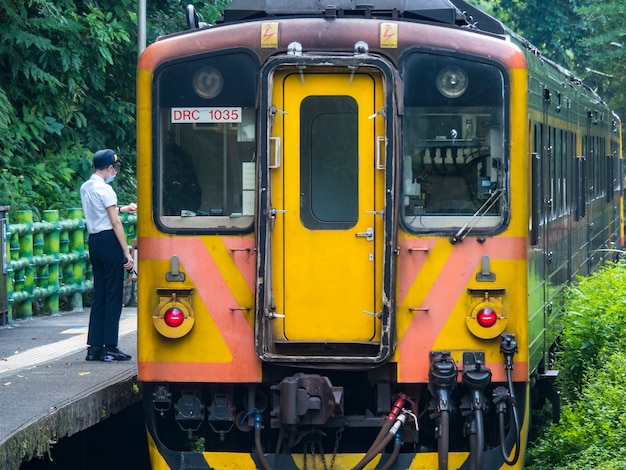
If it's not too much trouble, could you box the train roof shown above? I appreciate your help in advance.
[219,0,506,35]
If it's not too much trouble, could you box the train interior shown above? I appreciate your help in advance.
[158,108,257,230]
[401,107,506,231]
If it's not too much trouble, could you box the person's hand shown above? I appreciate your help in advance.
[123,254,134,273]
[126,202,137,214]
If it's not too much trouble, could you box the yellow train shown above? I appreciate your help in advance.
[136,1,623,468]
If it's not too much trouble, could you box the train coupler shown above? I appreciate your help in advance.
[207,394,236,440]
[428,351,457,415]
[429,352,457,470]
[271,373,343,426]
[153,384,172,415]
[174,390,205,437]
[462,352,492,409]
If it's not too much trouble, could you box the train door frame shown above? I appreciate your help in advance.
[278,72,381,342]
[255,53,399,364]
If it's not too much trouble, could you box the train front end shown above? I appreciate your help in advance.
[137,1,532,468]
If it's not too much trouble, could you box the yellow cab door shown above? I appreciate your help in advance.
[268,70,386,345]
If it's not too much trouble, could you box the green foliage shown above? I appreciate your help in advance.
[526,264,626,469]
[472,0,626,136]
[554,264,626,403]
[527,350,626,469]
[0,0,235,219]
[489,0,582,70]
[574,1,626,125]
[192,0,233,25]
[147,0,232,37]
[0,0,140,219]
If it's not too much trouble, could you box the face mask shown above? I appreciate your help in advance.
[105,174,116,184]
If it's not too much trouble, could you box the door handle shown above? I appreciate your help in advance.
[376,136,387,170]
[355,228,374,241]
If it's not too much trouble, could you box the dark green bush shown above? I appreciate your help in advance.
[526,263,626,469]
[555,263,626,403]
[527,350,626,469]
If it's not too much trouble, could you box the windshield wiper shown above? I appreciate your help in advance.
[450,189,504,244]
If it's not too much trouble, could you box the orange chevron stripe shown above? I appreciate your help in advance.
[398,237,527,382]
[398,238,440,304]
[140,237,260,382]
[221,237,257,293]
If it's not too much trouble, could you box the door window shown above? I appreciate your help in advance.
[300,96,359,229]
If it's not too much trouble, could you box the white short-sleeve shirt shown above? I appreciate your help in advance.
[80,174,118,234]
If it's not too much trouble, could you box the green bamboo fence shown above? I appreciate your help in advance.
[2,209,136,324]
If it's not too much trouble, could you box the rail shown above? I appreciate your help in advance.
[1,209,136,324]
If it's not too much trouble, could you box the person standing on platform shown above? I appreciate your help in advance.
[80,149,137,361]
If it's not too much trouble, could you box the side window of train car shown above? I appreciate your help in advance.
[400,52,508,233]
[154,50,259,232]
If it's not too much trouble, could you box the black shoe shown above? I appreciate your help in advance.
[102,346,132,362]
[85,346,104,361]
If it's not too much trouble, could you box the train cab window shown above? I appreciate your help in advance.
[153,51,259,232]
[400,53,508,233]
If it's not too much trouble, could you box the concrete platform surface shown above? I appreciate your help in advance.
[0,307,139,470]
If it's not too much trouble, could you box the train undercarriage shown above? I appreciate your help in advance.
[144,337,533,470]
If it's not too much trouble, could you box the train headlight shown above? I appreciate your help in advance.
[466,296,507,339]
[192,66,223,99]
[436,66,468,98]
[154,288,195,338]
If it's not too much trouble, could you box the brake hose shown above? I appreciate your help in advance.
[500,334,521,466]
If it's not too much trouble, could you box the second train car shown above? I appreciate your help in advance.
[136,0,624,468]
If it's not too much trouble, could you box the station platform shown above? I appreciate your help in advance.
[0,306,139,470]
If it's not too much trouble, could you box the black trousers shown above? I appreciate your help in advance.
[87,230,125,347]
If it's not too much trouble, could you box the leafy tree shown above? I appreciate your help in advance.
[471,0,626,126]
[0,0,233,220]
[149,0,231,35]
[486,0,582,70]
[0,0,137,218]
[574,0,626,125]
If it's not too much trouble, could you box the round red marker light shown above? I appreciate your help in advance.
[476,308,497,328]
[164,307,185,327]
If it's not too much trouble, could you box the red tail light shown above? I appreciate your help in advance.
[476,308,497,328]
[154,288,195,338]
[164,307,185,327]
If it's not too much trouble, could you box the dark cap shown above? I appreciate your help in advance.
[93,149,122,169]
